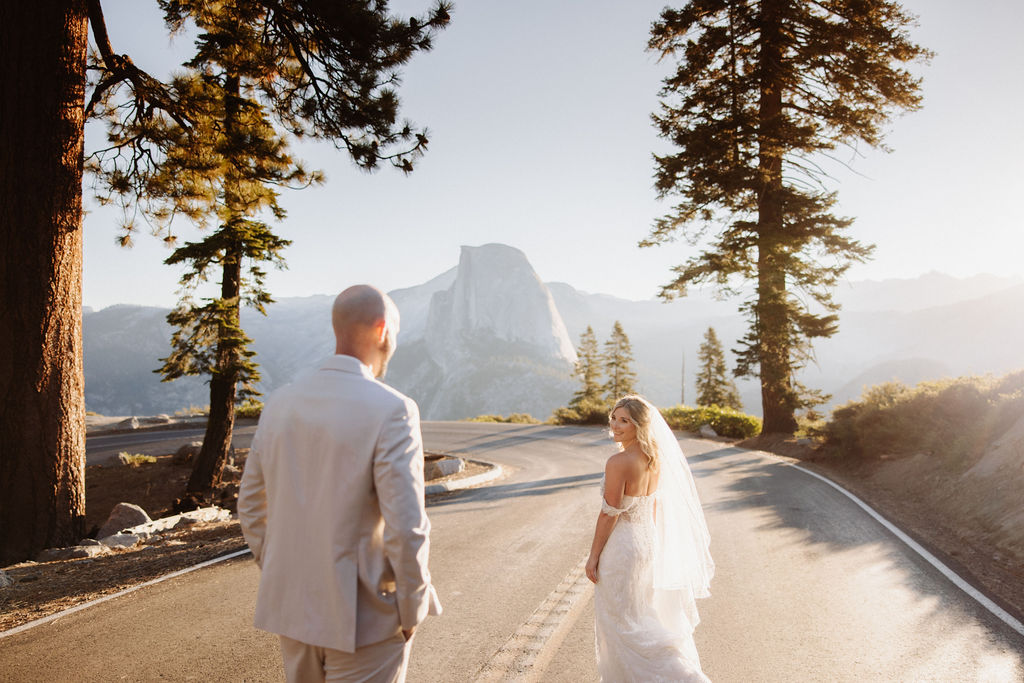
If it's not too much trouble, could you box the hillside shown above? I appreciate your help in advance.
[82,245,1023,419]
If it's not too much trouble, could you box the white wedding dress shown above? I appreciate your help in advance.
[594,478,711,683]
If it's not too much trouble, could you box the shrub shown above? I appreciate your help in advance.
[235,399,264,419]
[550,397,612,425]
[823,371,1024,462]
[660,404,762,439]
[175,404,209,417]
[466,413,541,424]
[118,452,156,467]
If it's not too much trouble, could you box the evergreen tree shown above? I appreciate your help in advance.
[603,321,637,402]
[570,326,603,408]
[695,327,742,410]
[88,0,450,503]
[646,1,930,434]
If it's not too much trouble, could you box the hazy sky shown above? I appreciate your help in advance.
[82,0,1024,310]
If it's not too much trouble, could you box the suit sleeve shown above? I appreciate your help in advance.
[373,397,440,630]
[238,425,268,568]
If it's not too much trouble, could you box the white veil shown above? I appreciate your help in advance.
[646,400,715,634]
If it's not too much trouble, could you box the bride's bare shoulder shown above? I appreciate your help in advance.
[604,451,631,473]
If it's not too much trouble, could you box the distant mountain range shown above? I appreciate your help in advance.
[82,244,1024,419]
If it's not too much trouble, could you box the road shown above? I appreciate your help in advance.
[85,424,256,465]
[6,423,1024,681]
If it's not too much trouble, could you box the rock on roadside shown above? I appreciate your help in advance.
[96,502,152,540]
[36,545,112,562]
[173,442,202,465]
[699,424,718,438]
[425,457,465,480]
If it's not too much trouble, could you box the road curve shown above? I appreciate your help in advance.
[6,423,1023,682]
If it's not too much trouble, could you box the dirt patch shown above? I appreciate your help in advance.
[743,434,1024,624]
[1,450,482,634]
[0,522,247,632]
[1,452,248,633]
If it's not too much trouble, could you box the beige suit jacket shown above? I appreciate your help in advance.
[238,354,441,653]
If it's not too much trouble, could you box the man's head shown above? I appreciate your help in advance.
[332,285,400,377]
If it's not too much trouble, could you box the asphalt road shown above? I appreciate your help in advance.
[6,423,1024,681]
[85,424,258,465]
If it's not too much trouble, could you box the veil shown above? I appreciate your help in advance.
[646,400,715,633]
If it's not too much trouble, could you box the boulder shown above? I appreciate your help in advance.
[698,424,718,438]
[116,416,140,430]
[37,545,111,561]
[173,442,203,465]
[99,533,142,549]
[424,457,465,480]
[0,569,13,588]
[180,507,231,525]
[97,502,152,540]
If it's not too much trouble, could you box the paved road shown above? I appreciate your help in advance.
[7,423,1024,681]
[85,424,257,465]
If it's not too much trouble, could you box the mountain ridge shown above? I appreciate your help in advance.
[82,247,1024,418]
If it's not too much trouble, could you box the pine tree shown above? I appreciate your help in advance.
[695,327,742,410]
[603,321,637,402]
[571,326,604,407]
[87,0,451,503]
[646,1,930,434]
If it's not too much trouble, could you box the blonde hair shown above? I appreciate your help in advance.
[609,394,660,471]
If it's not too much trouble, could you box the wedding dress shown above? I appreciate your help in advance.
[594,407,714,682]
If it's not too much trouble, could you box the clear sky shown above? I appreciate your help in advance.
[82,0,1024,310]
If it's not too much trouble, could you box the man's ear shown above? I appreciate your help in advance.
[374,318,388,343]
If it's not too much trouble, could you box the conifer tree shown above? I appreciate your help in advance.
[695,327,742,410]
[603,321,637,402]
[571,326,603,407]
[646,0,930,434]
[89,0,451,502]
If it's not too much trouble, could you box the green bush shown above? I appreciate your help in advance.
[118,452,156,467]
[660,404,762,439]
[175,404,209,417]
[823,371,1024,461]
[466,413,541,424]
[550,397,612,425]
[236,399,264,419]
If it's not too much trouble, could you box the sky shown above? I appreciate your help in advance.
[82,0,1024,310]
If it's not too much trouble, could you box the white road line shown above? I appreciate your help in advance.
[475,554,594,682]
[775,458,1024,638]
[0,548,251,640]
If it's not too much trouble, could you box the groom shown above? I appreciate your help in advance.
[238,284,441,682]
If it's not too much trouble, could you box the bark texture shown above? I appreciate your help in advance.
[0,0,89,563]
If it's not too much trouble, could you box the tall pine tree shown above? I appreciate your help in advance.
[695,327,742,410]
[89,0,451,502]
[646,0,930,434]
[571,326,604,408]
[603,321,637,402]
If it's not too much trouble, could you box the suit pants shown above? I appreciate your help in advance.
[279,633,411,683]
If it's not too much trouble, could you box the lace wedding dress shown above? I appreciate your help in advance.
[594,478,711,682]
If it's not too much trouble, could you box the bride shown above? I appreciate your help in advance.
[585,395,715,682]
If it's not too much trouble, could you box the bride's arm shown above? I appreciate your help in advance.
[585,456,627,583]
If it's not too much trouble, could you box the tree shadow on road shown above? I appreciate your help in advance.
[689,446,1024,648]
[427,472,603,508]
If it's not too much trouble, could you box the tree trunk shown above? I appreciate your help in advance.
[185,74,244,502]
[185,252,241,500]
[0,0,89,562]
[756,0,798,435]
